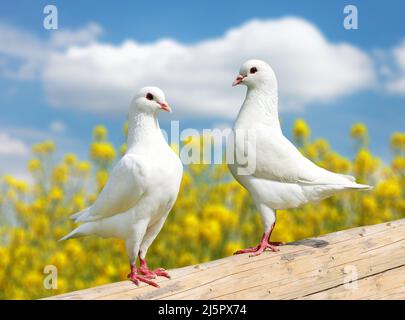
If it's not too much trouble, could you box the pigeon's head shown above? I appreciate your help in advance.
[132,86,171,114]
[232,59,277,89]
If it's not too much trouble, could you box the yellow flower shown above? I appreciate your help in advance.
[93,125,108,140]
[76,161,91,174]
[361,196,378,212]
[178,252,196,266]
[322,153,351,173]
[72,194,85,209]
[14,180,29,193]
[31,197,46,212]
[392,156,405,171]
[182,213,200,239]
[11,228,26,244]
[0,247,10,268]
[353,149,378,176]
[94,276,109,286]
[57,278,68,291]
[123,122,128,137]
[390,132,405,151]
[104,264,117,277]
[51,252,68,269]
[242,223,254,236]
[25,271,43,287]
[313,139,329,154]
[65,241,83,259]
[3,174,16,186]
[52,164,68,184]
[32,214,50,236]
[14,201,29,216]
[2,175,28,191]
[120,143,127,156]
[350,123,367,139]
[63,153,77,165]
[293,119,310,140]
[32,140,55,155]
[224,241,242,256]
[200,220,221,247]
[49,187,63,202]
[27,159,41,172]
[305,144,318,160]
[90,142,116,163]
[202,204,237,227]
[375,179,401,200]
[6,189,17,201]
[87,193,97,204]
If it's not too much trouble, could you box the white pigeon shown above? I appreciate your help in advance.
[60,87,183,287]
[228,59,371,256]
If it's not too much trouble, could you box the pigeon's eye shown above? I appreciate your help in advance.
[146,93,154,100]
[250,67,258,74]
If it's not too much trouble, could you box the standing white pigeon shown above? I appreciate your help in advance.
[60,87,183,287]
[228,59,371,256]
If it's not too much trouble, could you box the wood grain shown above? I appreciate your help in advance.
[46,218,405,300]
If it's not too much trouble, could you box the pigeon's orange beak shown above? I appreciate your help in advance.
[159,102,172,113]
[232,74,246,86]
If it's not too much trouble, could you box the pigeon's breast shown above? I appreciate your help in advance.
[147,146,183,198]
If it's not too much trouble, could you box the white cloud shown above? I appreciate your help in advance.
[385,41,405,94]
[0,22,102,80]
[50,120,66,133]
[0,132,29,156]
[42,17,376,118]
[0,17,378,118]
[49,23,102,48]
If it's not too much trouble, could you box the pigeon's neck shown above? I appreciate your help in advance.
[126,111,163,149]
[235,86,281,130]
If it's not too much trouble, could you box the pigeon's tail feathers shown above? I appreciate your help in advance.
[338,173,356,182]
[59,223,95,241]
[337,173,372,190]
[75,211,102,222]
[70,207,102,222]
[70,207,89,221]
[345,183,373,190]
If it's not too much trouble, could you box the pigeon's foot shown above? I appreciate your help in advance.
[234,242,284,256]
[127,264,159,287]
[138,258,171,280]
[234,226,284,257]
[138,267,171,279]
[248,242,283,257]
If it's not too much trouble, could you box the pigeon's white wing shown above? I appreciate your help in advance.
[248,126,355,186]
[77,154,149,222]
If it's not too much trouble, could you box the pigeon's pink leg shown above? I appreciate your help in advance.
[234,222,284,257]
[138,257,171,280]
[127,263,159,287]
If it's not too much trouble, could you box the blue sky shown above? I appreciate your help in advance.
[0,0,405,179]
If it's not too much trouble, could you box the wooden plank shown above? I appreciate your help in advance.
[300,265,405,300]
[46,219,405,300]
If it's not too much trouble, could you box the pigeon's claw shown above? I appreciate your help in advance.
[234,245,260,255]
[139,267,171,279]
[154,268,171,279]
[138,258,171,280]
[249,242,282,257]
[234,241,283,256]
[233,228,284,257]
[127,263,160,287]
[128,271,159,287]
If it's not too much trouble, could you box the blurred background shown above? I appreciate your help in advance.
[0,0,404,299]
